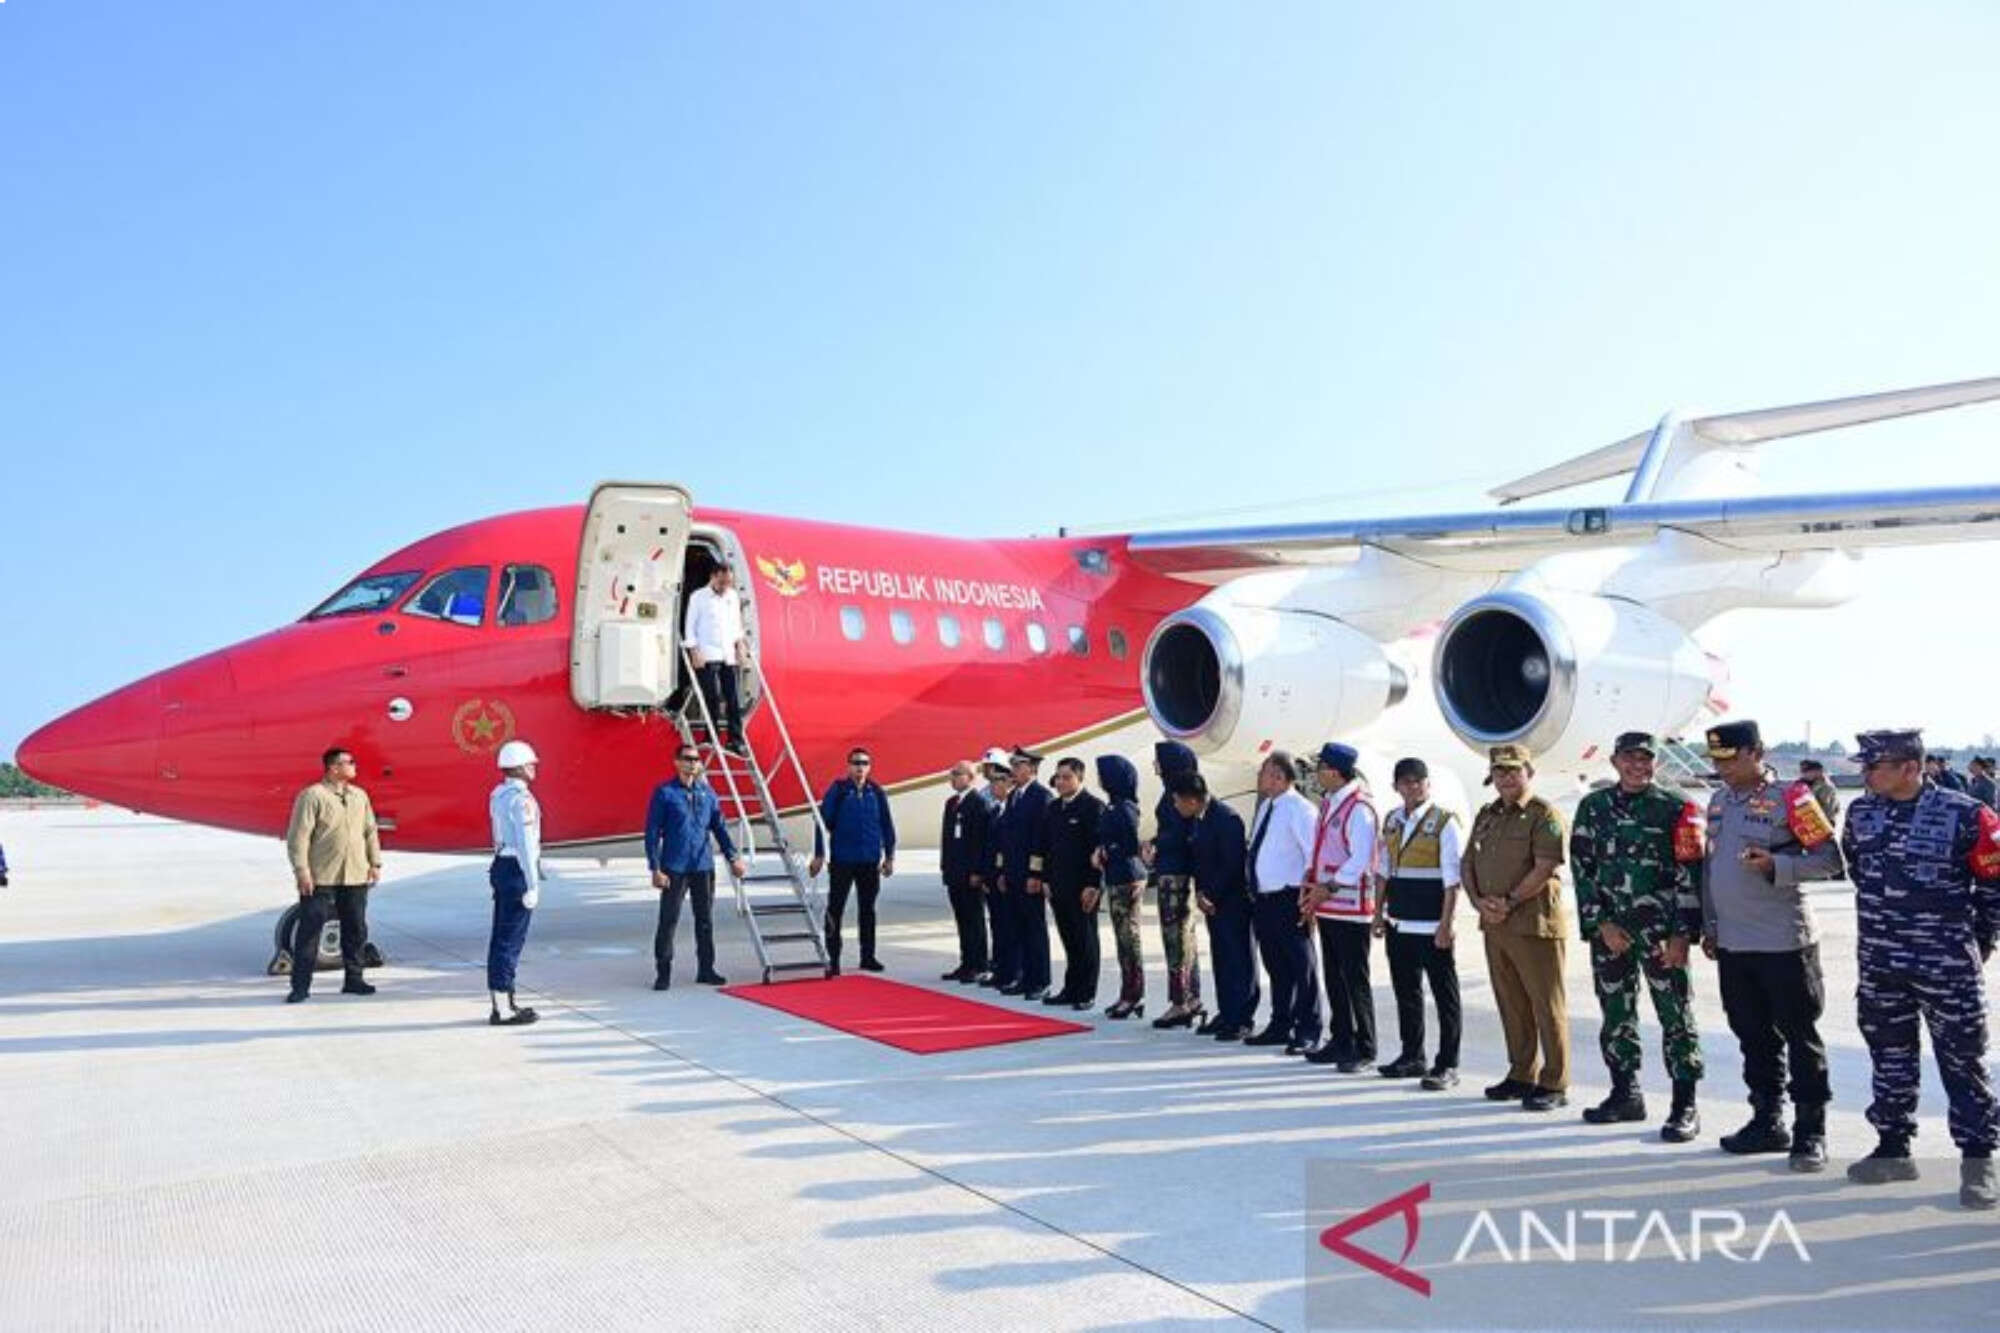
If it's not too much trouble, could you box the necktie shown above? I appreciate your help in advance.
[1248,802,1271,891]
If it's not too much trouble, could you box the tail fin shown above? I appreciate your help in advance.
[1491,375,2000,505]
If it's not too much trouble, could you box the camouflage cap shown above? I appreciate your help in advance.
[1613,731,1658,757]
[1483,744,1532,783]
[1704,720,1762,759]
[1853,728,1924,765]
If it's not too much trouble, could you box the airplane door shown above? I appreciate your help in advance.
[570,482,693,709]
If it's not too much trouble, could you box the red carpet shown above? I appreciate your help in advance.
[721,975,1089,1054]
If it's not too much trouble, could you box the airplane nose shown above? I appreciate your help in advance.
[17,677,163,799]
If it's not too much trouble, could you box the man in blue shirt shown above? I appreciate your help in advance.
[810,747,897,976]
[646,743,746,990]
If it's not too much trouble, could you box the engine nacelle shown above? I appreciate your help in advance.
[1141,596,1407,761]
[1432,590,1712,761]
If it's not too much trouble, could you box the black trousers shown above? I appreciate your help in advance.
[655,871,717,979]
[290,885,368,995]
[1718,945,1830,1106]
[825,861,881,965]
[1387,929,1461,1069]
[986,880,1019,983]
[946,876,989,973]
[1051,882,1101,1002]
[1316,917,1377,1061]
[697,660,744,740]
[1206,894,1260,1029]
[1013,882,1053,992]
[1253,891,1321,1040]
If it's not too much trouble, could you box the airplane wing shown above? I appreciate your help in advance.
[1128,375,2000,581]
[1126,484,2000,580]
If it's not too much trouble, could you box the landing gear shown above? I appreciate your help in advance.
[265,903,386,976]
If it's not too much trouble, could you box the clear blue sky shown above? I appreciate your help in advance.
[5,2,1999,761]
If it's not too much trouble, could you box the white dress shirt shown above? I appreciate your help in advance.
[1249,788,1317,893]
[1385,800,1463,933]
[682,584,746,662]
[490,778,542,898]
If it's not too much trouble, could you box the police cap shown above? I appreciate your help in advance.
[1704,720,1762,760]
[1315,742,1359,777]
[1009,745,1044,767]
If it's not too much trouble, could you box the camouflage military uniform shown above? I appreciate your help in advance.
[1844,782,2000,1153]
[1569,783,1705,1083]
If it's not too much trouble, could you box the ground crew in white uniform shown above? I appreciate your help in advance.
[488,740,543,1027]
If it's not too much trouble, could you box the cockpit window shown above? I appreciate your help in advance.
[306,571,423,620]
[402,566,491,627]
[497,564,559,627]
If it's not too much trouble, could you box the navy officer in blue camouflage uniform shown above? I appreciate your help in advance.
[1842,728,2000,1208]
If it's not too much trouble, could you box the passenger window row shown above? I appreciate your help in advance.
[838,606,1128,659]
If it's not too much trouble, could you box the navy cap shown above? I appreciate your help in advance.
[1009,745,1044,766]
[1854,729,1924,765]
[1613,731,1658,757]
[1316,743,1359,777]
[1704,720,1762,759]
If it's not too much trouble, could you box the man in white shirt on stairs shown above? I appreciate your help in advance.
[682,563,749,752]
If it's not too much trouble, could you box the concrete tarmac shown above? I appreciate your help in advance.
[1,807,1995,1331]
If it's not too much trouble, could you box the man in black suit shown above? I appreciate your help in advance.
[1038,756,1106,1011]
[940,760,995,982]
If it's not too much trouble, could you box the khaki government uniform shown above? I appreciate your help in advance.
[1465,794,1570,1090]
[285,780,381,886]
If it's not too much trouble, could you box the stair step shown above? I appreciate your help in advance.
[768,960,831,973]
[741,873,800,884]
[749,903,810,916]
[758,930,820,943]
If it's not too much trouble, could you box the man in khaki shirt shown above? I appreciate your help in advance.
[1462,744,1571,1110]
[283,746,381,1003]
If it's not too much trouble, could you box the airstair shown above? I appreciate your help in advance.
[675,649,832,983]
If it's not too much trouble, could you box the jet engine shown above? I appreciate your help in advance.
[1432,590,1711,760]
[1141,593,1407,762]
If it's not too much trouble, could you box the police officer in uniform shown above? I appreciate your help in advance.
[1844,729,2000,1208]
[1925,751,1969,793]
[1039,757,1105,1010]
[940,760,994,982]
[487,739,543,1026]
[1568,732,1706,1140]
[1464,745,1571,1112]
[1700,720,1845,1170]
[996,747,1054,1000]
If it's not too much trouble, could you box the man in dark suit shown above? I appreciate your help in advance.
[1038,756,1106,1010]
[940,760,995,982]
[996,747,1054,999]
[1173,772,1260,1040]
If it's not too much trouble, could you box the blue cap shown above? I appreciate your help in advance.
[1316,743,1359,777]
[1854,729,1924,765]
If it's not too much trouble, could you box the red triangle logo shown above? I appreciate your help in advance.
[1318,1181,1432,1297]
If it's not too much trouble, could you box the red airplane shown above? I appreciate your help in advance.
[21,377,2000,874]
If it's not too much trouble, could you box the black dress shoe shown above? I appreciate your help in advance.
[341,979,377,996]
[1522,1087,1569,1112]
[1484,1078,1536,1101]
[1212,1025,1248,1042]
[942,968,967,982]
[827,963,843,978]
[1195,1015,1222,1036]
[1335,1058,1369,1074]
[1023,987,1049,1002]
[1244,1027,1291,1047]
[1421,1068,1460,1091]
[490,1008,539,1027]
[1041,992,1075,1006]
[1305,1045,1347,1065]
[859,958,886,973]
[652,977,671,992]
[998,981,1025,995]
[284,992,308,1004]
[1286,1039,1319,1057]
[974,972,998,987]
[1378,1055,1427,1079]
[695,971,727,986]
[1070,998,1094,1011]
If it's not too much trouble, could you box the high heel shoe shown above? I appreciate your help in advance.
[1105,1000,1146,1020]
[1152,1005,1201,1030]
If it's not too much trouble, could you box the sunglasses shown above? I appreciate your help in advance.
[849,758,872,766]
[676,754,701,763]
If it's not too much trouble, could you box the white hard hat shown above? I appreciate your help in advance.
[980,746,1011,770]
[496,740,539,770]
